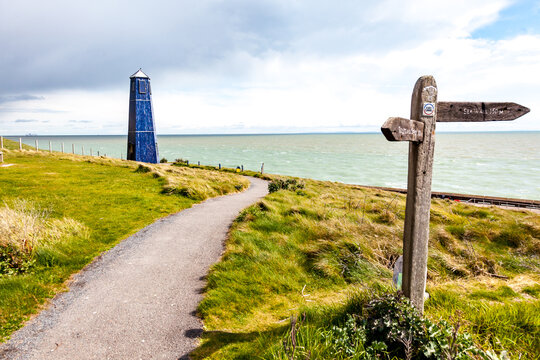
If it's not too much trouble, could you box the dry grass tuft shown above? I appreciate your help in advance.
[2,149,250,201]
[0,200,88,274]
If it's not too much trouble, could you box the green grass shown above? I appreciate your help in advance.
[0,146,249,341]
[193,177,540,359]
[426,288,539,357]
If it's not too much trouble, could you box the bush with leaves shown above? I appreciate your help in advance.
[272,293,509,360]
[268,178,305,193]
[174,158,189,165]
[362,293,486,359]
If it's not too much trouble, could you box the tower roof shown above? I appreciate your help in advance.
[130,69,150,79]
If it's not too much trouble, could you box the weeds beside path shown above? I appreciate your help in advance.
[193,177,540,359]
[0,176,268,359]
[0,148,249,342]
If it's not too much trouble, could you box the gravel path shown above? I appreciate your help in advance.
[1,177,268,360]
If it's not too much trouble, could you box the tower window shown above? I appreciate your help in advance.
[139,79,148,94]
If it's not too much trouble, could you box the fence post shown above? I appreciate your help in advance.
[0,136,3,149]
[90,148,93,156]
[72,144,75,154]
[62,143,64,153]
[49,141,52,153]
[19,138,22,150]
[261,162,264,174]
[82,146,84,155]
[35,139,39,151]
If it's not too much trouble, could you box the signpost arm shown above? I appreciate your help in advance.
[382,76,528,313]
[402,76,437,313]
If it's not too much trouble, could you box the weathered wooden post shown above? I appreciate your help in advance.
[382,76,437,312]
[35,139,39,151]
[261,162,264,174]
[49,141,52,153]
[19,138,22,150]
[1,136,3,149]
[72,144,75,154]
[82,145,84,155]
[381,75,529,313]
[62,142,65,153]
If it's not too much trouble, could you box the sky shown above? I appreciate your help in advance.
[0,0,539,135]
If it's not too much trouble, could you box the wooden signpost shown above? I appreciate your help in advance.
[381,75,529,313]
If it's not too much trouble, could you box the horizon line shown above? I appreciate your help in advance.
[3,129,540,137]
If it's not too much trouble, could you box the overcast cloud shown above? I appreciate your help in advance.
[0,0,538,134]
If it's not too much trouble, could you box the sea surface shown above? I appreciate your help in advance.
[7,132,540,200]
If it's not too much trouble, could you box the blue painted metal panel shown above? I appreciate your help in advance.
[127,70,159,163]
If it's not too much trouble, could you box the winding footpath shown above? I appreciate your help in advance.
[1,177,268,360]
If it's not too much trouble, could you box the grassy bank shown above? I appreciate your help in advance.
[193,177,539,359]
[0,143,249,341]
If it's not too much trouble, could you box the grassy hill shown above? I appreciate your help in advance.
[0,142,249,341]
[1,139,538,358]
[193,177,539,359]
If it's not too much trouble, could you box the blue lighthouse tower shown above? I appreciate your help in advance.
[127,69,159,163]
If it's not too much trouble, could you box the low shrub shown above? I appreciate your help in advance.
[268,178,305,193]
[270,293,508,360]
[174,158,188,165]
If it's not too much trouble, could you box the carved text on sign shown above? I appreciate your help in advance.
[398,127,422,137]
[464,107,504,115]
[381,117,424,142]
[437,102,529,122]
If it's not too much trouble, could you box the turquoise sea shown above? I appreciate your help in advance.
[6,132,540,200]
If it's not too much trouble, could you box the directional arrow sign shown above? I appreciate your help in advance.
[381,117,424,142]
[380,76,530,314]
[437,102,530,122]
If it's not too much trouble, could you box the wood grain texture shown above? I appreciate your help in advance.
[437,102,529,122]
[381,117,424,142]
[402,76,437,313]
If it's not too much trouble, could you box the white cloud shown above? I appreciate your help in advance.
[154,31,539,133]
[1,0,538,134]
[0,90,126,134]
